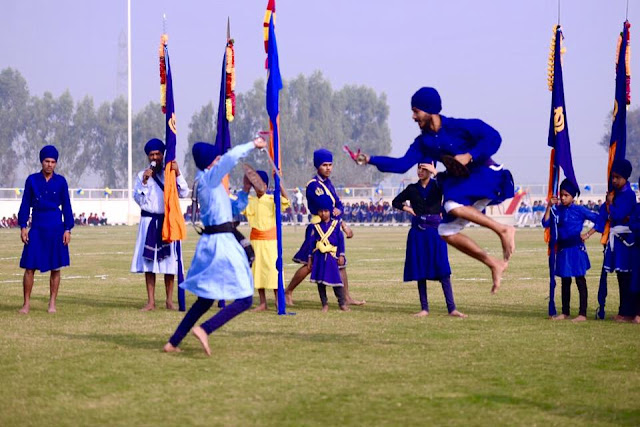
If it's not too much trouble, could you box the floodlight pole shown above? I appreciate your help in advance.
[127,0,134,225]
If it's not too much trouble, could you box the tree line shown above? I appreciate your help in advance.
[0,68,392,189]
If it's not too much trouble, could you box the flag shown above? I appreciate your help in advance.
[215,22,236,193]
[160,37,186,243]
[264,0,287,314]
[596,20,631,319]
[545,24,578,317]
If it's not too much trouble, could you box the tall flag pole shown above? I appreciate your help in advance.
[545,24,578,317]
[596,20,631,319]
[264,0,286,314]
[215,18,236,191]
[159,30,188,311]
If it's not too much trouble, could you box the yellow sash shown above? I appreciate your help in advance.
[314,220,338,258]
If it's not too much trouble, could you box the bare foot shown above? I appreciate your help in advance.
[339,305,351,312]
[552,314,569,320]
[47,305,57,314]
[572,315,587,323]
[490,259,508,294]
[163,343,182,353]
[165,302,176,310]
[18,304,30,314]
[191,326,211,356]
[449,310,468,318]
[285,291,294,306]
[251,304,267,312]
[140,303,155,311]
[346,298,366,306]
[632,316,640,324]
[614,315,632,323]
[414,310,429,317]
[500,225,516,261]
[321,305,329,313]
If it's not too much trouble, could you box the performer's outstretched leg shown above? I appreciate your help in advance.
[448,205,516,261]
[164,297,214,352]
[285,264,310,305]
[442,232,507,294]
[192,296,253,356]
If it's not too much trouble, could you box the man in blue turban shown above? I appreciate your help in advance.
[131,138,189,311]
[164,136,267,355]
[362,87,516,294]
[17,145,74,314]
[285,148,365,306]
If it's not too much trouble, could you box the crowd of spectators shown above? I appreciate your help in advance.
[515,199,603,226]
[74,212,108,226]
[1,214,20,228]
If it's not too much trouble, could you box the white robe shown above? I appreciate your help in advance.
[130,170,189,274]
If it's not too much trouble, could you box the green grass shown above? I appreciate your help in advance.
[0,225,639,426]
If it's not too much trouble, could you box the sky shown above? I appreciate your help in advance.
[1,0,637,186]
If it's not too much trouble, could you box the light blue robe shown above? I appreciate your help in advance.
[179,141,255,300]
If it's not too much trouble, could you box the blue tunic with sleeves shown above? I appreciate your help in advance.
[601,183,637,272]
[392,180,451,281]
[293,175,348,266]
[179,142,255,300]
[542,204,597,277]
[308,219,345,287]
[18,172,74,272]
[369,116,514,222]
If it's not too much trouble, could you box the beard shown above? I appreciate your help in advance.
[152,162,164,174]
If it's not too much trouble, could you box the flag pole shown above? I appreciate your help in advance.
[126,0,133,225]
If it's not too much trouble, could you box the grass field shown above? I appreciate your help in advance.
[0,225,639,426]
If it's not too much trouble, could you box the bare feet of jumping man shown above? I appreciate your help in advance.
[191,326,211,356]
[490,259,508,294]
[500,225,516,261]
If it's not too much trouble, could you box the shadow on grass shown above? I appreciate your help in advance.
[57,332,164,351]
[55,295,142,310]
[225,329,363,344]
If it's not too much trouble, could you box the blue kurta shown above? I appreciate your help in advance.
[369,116,514,222]
[542,204,597,277]
[392,180,451,281]
[18,172,74,272]
[179,142,255,300]
[600,183,636,272]
[308,219,345,287]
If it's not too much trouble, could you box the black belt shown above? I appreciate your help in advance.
[203,222,235,234]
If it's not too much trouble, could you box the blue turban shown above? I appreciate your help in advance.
[39,145,59,162]
[411,87,442,114]
[257,170,269,187]
[144,138,165,155]
[611,158,632,180]
[192,142,219,171]
[316,195,334,211]
[559,178,579,198]
[313,149,333,169]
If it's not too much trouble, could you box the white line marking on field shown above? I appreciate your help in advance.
[0,257,19,261]
[0,274,111,284]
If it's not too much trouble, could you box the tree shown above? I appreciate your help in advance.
[92,96,128,187]
[599,106,640,183]
[0,68,29,186]
[132,101,165,182]
[184,101,215,181]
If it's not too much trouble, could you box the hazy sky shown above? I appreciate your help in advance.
[2,0,637,185]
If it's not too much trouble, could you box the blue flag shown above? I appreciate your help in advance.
[215,48,231,155]
[547,26,578,193]
[164,46,177,163]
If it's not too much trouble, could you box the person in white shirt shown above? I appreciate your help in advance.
[131,138,189,311]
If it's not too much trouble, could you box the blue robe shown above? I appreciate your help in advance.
[18,172,74,272]
[542,204,597,277]
[307,219,345,287]
[293,175,347,265]
[369,116,514,222]
[179,142,255,300]
[599,183,636,273]
[392,180,451,281]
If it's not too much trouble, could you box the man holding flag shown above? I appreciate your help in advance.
[130,138,189,311]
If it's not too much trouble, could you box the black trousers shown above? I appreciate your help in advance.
[317,284,345,307]
[561,276,587,317]
[616,271,634,317]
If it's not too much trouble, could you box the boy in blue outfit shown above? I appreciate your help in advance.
[543,179,598,322]
[307,195,349,312]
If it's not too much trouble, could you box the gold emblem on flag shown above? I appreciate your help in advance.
[553,106,565,135]
[613,100,618,121]
[168,113,177,134]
